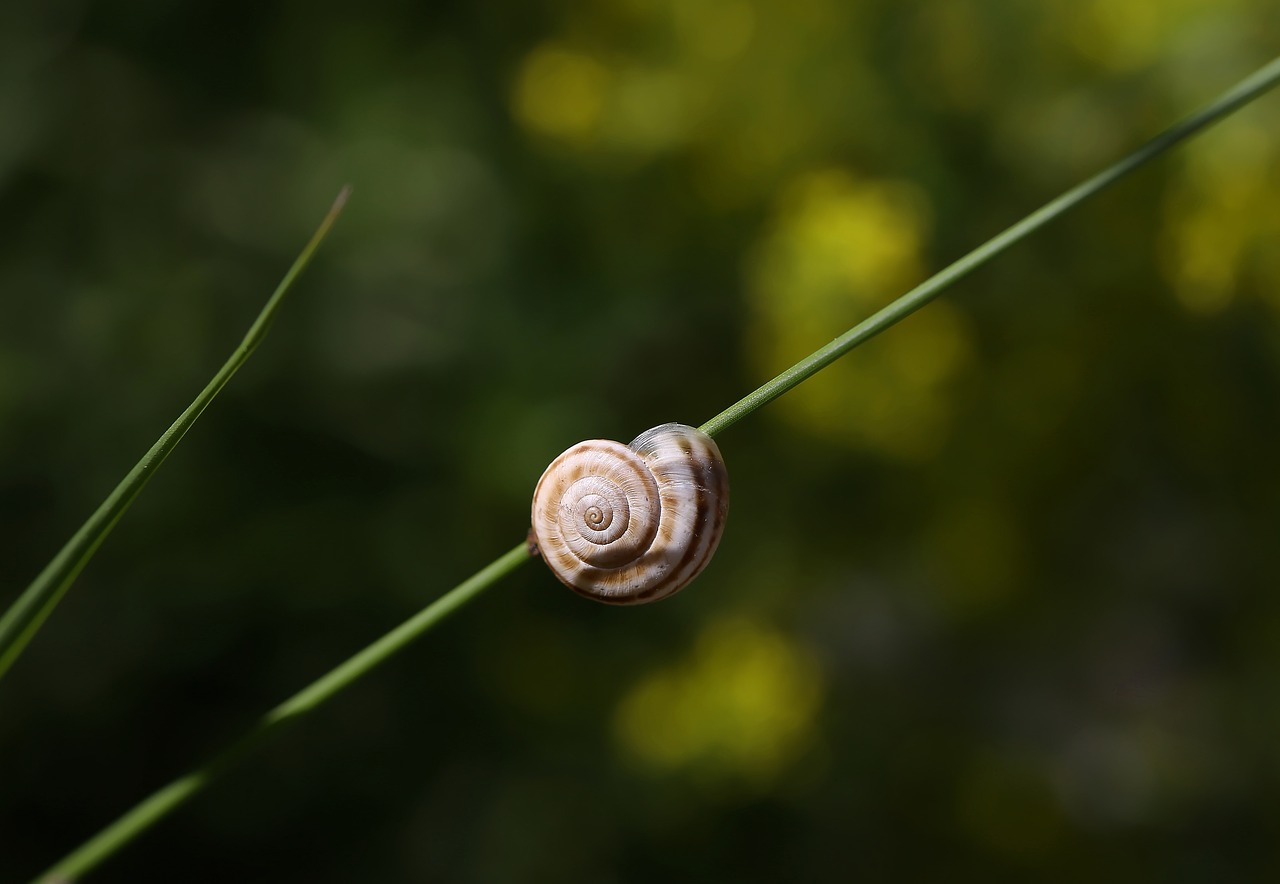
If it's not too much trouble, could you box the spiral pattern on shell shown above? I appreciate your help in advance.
[530,423,729,604]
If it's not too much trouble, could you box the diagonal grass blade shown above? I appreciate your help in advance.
[0,186,352,684]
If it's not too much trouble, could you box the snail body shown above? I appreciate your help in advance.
[530,423,729,605]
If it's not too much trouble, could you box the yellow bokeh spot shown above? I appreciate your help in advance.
[747,168,970,459]
[751,169,927,304]
[609,65,696,153]
[675,0,756,61]
[1159,123,1280,316]
[1161,207,1242,315]
[1060,0,1239,71]
[512,45,611,145]
[613,620,823,785]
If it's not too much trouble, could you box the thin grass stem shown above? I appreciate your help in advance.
[32,542,531,884]
[698,55,1280,438]
[0,187,353,684]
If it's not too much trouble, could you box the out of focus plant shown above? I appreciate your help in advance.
[7,53,1280,884]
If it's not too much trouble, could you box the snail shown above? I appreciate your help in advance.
[530,423,729,605]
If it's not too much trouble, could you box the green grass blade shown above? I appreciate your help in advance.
[699,55,1280,438]
[32,542,531,884]
[0,186,352,684]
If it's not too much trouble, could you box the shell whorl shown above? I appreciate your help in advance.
[531,423,729,605]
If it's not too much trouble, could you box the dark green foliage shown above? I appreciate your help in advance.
[2,1,1279,881]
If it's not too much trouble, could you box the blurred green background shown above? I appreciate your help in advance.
[3,0,1280,880]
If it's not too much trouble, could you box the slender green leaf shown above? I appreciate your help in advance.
[0,186,352,683]
[33,541,531,884]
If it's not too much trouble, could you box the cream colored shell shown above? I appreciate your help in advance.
[530,423,729,604]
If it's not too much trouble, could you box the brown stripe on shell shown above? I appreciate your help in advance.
[634,432,727,602]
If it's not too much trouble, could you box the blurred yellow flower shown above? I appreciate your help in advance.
[613,619,823,785]
[1058,0,1241,71]
[674,0,756,62]
[1160,122,1280,315]
[747,168,971,459]
[512,45,611,145]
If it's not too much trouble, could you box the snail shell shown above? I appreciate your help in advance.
[530,423,729,605]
